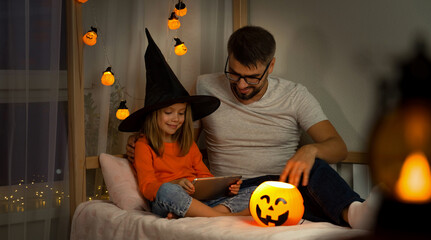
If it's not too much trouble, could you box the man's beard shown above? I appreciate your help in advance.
[231,80,267,101]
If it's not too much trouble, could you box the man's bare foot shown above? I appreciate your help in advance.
[166,212,179,219]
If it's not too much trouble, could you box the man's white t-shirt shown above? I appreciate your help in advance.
[196,73,327,179]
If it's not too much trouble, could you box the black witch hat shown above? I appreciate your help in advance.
[118,28,220,132]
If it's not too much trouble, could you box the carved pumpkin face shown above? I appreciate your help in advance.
[249,181,304,227]
[83,31,97,46]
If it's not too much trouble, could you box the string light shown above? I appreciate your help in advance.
[174,0,187,17]
[79,0,193,124]
[82,26,98,46]
[0,179,72,213]
[101,67,115,86]
[168,12,181,30]
[174,38,187,56]
[116,100,130,120]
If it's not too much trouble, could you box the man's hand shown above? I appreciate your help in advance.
[172,178,195,195]
[280,120,348,186]
[126,133,142,163]
[229,179,242,195]
[279,145,317,186]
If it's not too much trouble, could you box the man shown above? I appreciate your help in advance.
[127,26,374,229]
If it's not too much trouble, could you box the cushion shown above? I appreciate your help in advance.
[99,153,150,211]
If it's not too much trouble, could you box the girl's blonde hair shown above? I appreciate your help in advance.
[141,104,194,156]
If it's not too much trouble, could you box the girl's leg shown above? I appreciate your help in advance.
[185,199,238,217]
[153,183,244,218]
[212,204,250,216]
[205,186,256,216]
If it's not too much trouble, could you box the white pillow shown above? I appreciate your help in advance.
[99,153,150,211]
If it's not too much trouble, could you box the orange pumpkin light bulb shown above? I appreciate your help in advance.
[174,38,187,56]
[168,12,181,30]
[101,67,115,86]
[249,181,304,227]
[83,27,97,46]
[116,100,130,120]
[174,1,187,17]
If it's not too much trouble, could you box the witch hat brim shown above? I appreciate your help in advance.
[118,29,220,132]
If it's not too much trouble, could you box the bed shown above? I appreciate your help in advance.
[70,152,371,240]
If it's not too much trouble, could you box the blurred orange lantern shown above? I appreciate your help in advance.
[370,102,431,203]
[366,39,431,237]
[168,12,181,30]
[76,0,88,3]
[174,38,187,56]
[249,181,304,227]
[116,100,130,120]
[83,27,97,46]
[395,151,431,203]
[101,67,115,86]
[174,1,187,17]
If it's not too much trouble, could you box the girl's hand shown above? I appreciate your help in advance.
[173,178,195,195]
[229,179,242,195]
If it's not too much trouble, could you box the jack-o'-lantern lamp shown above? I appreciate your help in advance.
[83,27,97,46]
[101,67,115,86]
[174,1,187,17]
[174,38,187,56]
[249,181,304,227]
[168,12,181,30]
[116,100,130,120]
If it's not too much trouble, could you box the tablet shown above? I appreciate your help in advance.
[190,175,242,201]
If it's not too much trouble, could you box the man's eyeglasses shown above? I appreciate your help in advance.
[224,57,271,85]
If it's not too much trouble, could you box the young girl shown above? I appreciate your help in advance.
[118,28,249,218]
[135,102,249,218]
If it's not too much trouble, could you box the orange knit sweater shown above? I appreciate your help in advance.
[134,137,213,201]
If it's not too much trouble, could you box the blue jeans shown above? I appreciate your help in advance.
[241,159,364,226]
[150,183,255,218]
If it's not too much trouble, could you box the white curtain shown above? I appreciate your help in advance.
[0,0,69,239]
[81,0,232,157]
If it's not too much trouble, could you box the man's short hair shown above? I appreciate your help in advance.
[227,26,276,68]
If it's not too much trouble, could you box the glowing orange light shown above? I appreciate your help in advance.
[174,1,187,17]
[116,100,130,120]
[395,152,431,203]
[249,181,304,227]
[101,67,115,86]
[168,12,181,30]
[174,38,187,56]
[76,0,88,3]
[83,27,97,46]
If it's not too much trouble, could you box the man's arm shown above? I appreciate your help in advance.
[304,120,348,164]
[126,133,142,162]
[193,121,202,142]
[279,120,347,186]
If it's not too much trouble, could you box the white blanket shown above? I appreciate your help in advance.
[71,200,368,240]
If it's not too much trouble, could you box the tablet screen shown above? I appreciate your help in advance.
[191,175,242,201]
